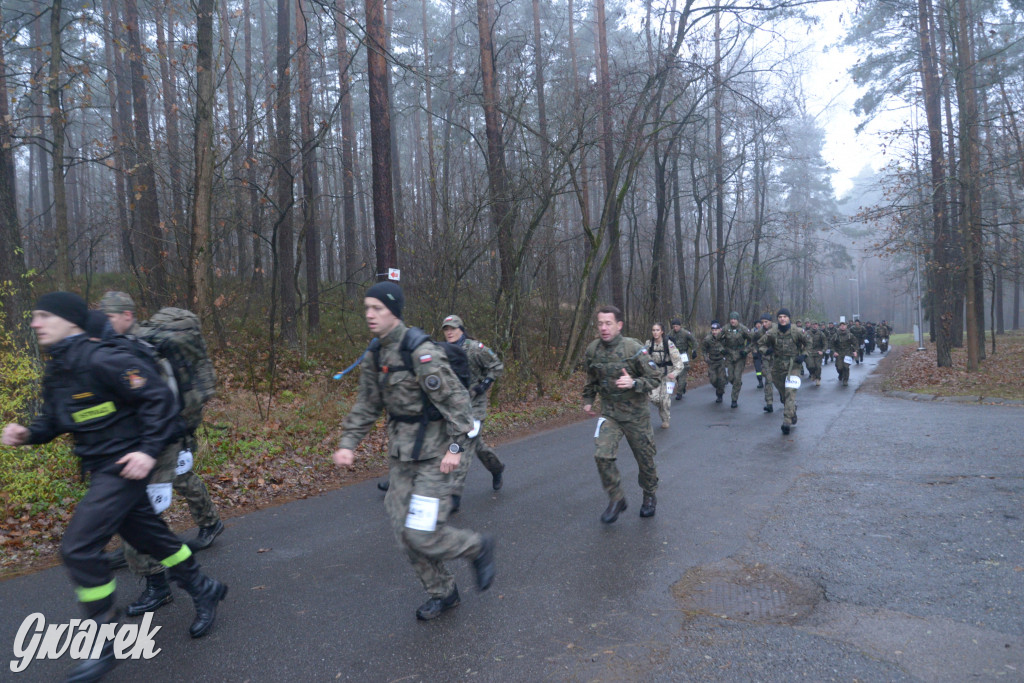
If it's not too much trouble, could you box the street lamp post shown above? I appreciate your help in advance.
[848,277,860,320]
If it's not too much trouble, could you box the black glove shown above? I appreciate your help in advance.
[471,378,494,397]
[795,354,806,365]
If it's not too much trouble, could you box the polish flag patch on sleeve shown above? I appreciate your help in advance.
[419,354,432,363]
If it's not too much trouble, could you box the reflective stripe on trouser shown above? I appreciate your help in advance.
[726,358,745,401]
[125,440,220,576]
[384,457,484,598]
[452,433,503,496]
[707,363,728,395]
[62,457,188,601]
[593,415,658,501]
[648,381,671,426]
[771,369,798,425]
[762,362,775,405]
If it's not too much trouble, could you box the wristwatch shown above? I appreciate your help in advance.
[448,443,463,454]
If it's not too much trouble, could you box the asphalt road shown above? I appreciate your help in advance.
[2,351,1022,682]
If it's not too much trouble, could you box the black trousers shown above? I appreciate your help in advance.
[62,457,187,602]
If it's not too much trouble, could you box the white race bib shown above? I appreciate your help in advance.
[844,356,854,365]
[467,420,482,439]
[882,338,888,343]
[175,449,194,476]
[665,381,676,395]
[405,494,440,532]
[679,353,689,363]
[147,482,173,514]
[785,375,802,389]
[594,417,606,438]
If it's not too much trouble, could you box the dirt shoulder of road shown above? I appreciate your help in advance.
[878,332,1024,403]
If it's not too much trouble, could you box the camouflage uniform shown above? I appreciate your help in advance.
[805,325,827,384]
[339,323,485,600]
[702,329,729,400]
[831,327,858,386]
[667,327,696,396]
[99,293,221,578]
[644,337,684,427]
[849,321,866,363]
[721,317,752,404]
[448,321,505,497]
[583,334,661,503]
[758,323,809,428]
[824,323,836,364]
[750,322,776,409]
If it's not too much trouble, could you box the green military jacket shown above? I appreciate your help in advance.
[459,335,503,420]
[807,328,827,352]
[758,324,809,372]
[849,322,866,344]
[667,329,696,362]
[831,329,858,358]
[583,334,662,421]
[876,323,890,339]
[702,332,728,365]
[339,323,475,461]
[721,323,752,361]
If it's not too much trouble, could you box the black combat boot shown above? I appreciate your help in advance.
[416,586,460,620]
[781,424,790,435]
[377,479,390,492]
[473,534,496,590]
[64,597,118,683]
[186,520,224,552]
[731,400,738,408]
[600,498,627,523]
[126,570,172,616]
[450,494,461,514]
[764,404,773,413]
[491,464,505,491]
[639,494,656,518]
[715,394,723,403]
[168,556,228,638]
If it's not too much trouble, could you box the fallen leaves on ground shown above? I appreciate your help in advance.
[882,332,1024,401]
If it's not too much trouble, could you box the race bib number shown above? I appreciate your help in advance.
[882,338,888,344]
[785,375,802,389]
[405,494,440,532]
[666,381,676,395]
[844,356,854,365]
[594,417,606,438]
[175,449,194,476]
[147,482,173,514]
[679,353,689,363]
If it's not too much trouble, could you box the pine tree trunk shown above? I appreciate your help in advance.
[365,0,398,278]
[49,0,70,289]
[297,0,320,333]
[190,0,215,319]
[335,0,360,294]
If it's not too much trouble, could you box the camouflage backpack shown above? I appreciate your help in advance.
[137,307,216,433]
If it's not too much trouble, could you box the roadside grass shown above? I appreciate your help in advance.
[881,330,1024,401]
[889,333,917,346]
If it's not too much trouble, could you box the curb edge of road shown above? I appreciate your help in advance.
[881,389,1024,407]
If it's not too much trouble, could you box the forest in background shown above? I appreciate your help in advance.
[0,0,1022,378]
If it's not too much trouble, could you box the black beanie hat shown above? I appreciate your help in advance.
[84,310,110,338]
[777,307,791,318]
[366,281,404,319]
[34,291,88,329]
[670,318,682,326]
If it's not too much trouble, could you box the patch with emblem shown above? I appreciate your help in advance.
[419,354,432,363]
[648,361,657,369]
[424,375,441,391]
[478,342,485,349]
[123,368,147,389]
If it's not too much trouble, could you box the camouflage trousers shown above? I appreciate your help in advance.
[648,380,672,427]
[385,457,484,598]
[675,364,689,396]
[771,365,798,425]
[593,414,658,502]
[452,431,503,497]
[834,355,851,383]
[761,361,776,406]
[125,438,221,577]
[726,357,746,402]
[805,353,823,381]
[707,362,728,397]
